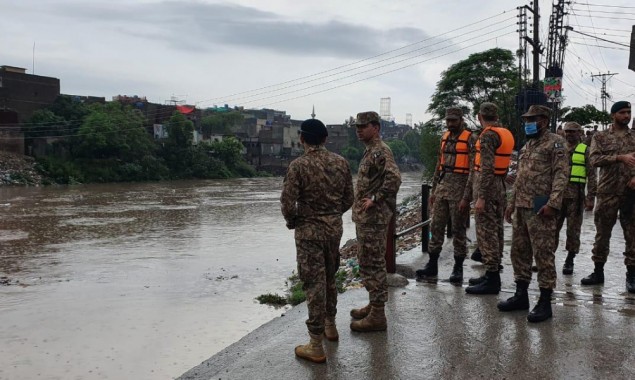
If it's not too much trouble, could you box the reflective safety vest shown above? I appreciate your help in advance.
[570,143,588,183]
[474,126,514,176]
[438,129,472,174]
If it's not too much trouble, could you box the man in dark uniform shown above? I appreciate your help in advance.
[580,101,635,293]
[499,105,569,323]
[416,107,476,283]
[349,111,401,332]
[281,119,354,363]
[556,122,597,275]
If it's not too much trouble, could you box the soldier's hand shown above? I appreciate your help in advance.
[618,153,635,167]
[474,198,486,214]
[585,198,595,211]
[458,199,469,213]
[628,177,635,190]
[538,205,557,217]
[361,198,375,211]
[504,206,513,224]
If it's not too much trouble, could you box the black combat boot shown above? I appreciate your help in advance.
[562,252,576,275]
[465,271,501,294]
[470,247,482,262]
[527,287,553,323]
[468,274,486,286]
[415,253,439,279]
[626,266,635,294]
[497,281,530,311]
[449,256,464,283]
[581,262,605,285]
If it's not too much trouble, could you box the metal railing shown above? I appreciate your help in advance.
[386,184,431,273]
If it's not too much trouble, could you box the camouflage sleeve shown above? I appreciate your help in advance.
[589,133,618,167]
[342,160,354,213]
[477,131,499,201]
[547,139,569,211]
[585,148,597,199]
[462,167,473,202]
[375,147,402,203]
[280,162,301,229]
[430,157,441,195]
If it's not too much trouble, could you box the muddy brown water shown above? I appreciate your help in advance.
[0,173,421,379]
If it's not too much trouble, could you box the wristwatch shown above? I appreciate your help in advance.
[371,195,376,202]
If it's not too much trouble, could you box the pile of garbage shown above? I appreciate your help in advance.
[0,152,44,186]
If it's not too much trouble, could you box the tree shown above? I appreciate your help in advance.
[386,140,410,162]
[428,48,519,132]
[561,104,610,127]
[201,111,244,137]
[402,129,422,161]
[418,120,443,180]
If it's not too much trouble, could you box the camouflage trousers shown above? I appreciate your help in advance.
[555,196,585,255]
[429,198,468,258]
[356,223,388,304]
[296,238,341,335]
[475,195,505,272]
[592,194,635,266]
[511,207,557,289]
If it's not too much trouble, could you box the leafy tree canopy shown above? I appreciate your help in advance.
[560,104,610,127]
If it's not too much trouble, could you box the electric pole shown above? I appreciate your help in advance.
[591,72,617,129]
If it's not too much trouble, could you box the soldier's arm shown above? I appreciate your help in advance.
[547,139,570,210]
[589,133,618,167]
[430,157,441,195]
[585,148,597,199]
[477,131,499,201]
[374,149,402,203]
[280,163,300,229]
[342,160,355,212]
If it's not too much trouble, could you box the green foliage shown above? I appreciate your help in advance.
[288,281,306,305]
[201,111,244,136]
[419,120,442,180]
[335,269,348,294]
[36,156,85,184]
[561,104,610,127]
[402,129,422,160]
[25,110,67,138]
[256,293,288,307]
[386,140,410,162]
[428,48,519,133]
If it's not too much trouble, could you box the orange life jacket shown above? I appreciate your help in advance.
[474,126,514,176]
[438,129,472,175]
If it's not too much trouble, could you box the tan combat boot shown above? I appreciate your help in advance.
[295,333,326,363]
[324,317,339,342]
[350,303,387,332]
[350,304,371,319]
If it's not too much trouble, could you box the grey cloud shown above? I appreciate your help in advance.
[40,1,432,58]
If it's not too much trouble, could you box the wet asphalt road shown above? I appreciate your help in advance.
[180,216,635,380]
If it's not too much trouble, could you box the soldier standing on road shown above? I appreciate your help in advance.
[462,103,514,295]
[280,119,354,363]
[580,101,635,293]
[498,105,569,323]
[556,122,597,275]
[350,111,401,333]
[416,107,476,283]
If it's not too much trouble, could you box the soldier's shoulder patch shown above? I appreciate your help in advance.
[554,142,563,149]
[372,151,383,159]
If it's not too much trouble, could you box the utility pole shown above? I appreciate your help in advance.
[591,72,618,129]
[544,0,570,131]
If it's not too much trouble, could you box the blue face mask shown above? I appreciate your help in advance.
[525,122,539,138]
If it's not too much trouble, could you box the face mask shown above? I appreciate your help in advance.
[525,122,539,138]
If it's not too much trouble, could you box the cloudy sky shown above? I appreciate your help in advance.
[2,0,634,125]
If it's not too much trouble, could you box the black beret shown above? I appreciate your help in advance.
[610,101,631,114]
[300,119,328,137]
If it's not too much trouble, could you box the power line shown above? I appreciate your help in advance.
[571,2,635,9]
[567,29,630,47]
[568,41,630,51]
[571,8,635,15]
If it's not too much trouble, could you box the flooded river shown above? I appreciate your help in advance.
[0,172,421,379]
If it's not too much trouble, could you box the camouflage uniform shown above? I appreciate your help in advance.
[589,126,635,266]
[281,145,354,336]
[464,126,508,272]
[555,138,597,254]
[509,130,569,289]
[430,124,477,259]
[353,117,401,305]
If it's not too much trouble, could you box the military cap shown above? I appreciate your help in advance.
[479,102,498,118]
[300,118,328,137]
[355,111,380,125]
[563,121,582,131]
[610,101,631,114]
[521,105,551,118]
[445,107,463,120]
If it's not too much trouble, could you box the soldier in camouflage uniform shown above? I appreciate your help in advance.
[498,105,569,323]
[580,101,635,294]
[416,107,476,283]
[556,122,597,275]
[463,102,514,295]
[281,118,354,363]
[350,111,401,333]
